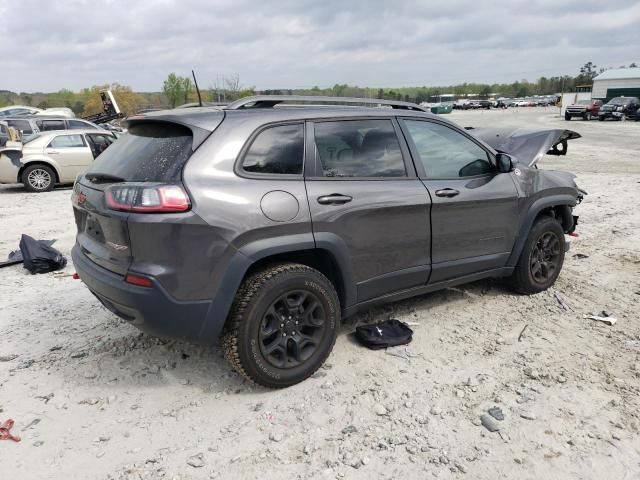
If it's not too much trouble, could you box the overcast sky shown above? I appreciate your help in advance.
[2,0,639,93]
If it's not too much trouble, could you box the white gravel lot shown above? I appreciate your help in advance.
[1,108,639,480]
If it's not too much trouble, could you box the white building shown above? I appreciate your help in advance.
[591,67,640,101]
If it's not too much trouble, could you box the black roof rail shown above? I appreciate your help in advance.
[225,95,429,112]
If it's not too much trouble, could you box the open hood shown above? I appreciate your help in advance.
[468,128,581,166]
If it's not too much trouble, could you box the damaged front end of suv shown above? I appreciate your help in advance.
[470,127,586,235]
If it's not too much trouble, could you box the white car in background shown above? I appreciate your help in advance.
[0,129,117,192]
[0,105,43,118]
[36,107,76,118]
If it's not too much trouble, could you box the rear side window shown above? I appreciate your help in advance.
[313,119,405,177]
[48,134,86,148]
[241,124,304,175]
[37,120,66,131]
[7,120,33,134]
[85,123,192,182]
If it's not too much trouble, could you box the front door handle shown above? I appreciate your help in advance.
[47,150,59,154]
[434,188,460,198]
[317,194,353,205]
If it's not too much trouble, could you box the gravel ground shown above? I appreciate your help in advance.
[1,108,639,480]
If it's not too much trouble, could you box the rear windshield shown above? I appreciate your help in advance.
[85,122,192,182]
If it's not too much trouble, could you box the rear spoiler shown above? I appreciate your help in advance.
[468,128,581,166]
[123,109,225,150]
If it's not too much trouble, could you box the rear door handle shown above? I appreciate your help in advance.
[317,194,353,205]
[434,188,460,198]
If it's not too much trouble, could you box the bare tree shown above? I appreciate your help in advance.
[210,73,244,102]
[224,73,241,97]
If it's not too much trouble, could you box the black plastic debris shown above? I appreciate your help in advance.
[18,234,67,274]
[0,249,24,268]
[355,319,413,350]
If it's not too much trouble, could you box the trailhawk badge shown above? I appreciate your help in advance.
[107,241,128,251]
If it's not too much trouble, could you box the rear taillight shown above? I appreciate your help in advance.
[106,184,190,213]
[125,273,154,288]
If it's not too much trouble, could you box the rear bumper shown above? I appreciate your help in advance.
[72,244,214,343]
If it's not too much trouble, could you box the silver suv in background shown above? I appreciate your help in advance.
[1,116,103,142]
[71,96,584,388]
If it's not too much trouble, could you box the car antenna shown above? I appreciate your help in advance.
[192,69,203,107]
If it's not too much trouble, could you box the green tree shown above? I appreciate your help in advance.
[163,73,184,108]
[180,77,193,105]
[479,86,492,98]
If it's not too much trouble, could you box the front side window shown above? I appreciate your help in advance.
[68,119,98,129]
[48,134,86,148]
[404,120,493,178]
[86,133,114,157]
[37,120,65,131]
[313,119,405,178]
[242,124,304,175]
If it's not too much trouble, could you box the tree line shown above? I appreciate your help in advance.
[1,61,637,113]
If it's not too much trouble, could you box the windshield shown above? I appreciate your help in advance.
[23,134,41,144]
[85,123,193,182]
[577,100,590,105]
[608,98,632,105]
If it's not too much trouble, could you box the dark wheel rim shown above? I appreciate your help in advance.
[258,290,326,369]
[529,231,561,283]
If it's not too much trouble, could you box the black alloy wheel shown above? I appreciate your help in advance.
[258,289,327,369]
[529,231,561,284]
[509,216,565,294]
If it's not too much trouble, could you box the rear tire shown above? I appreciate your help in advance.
[598,116,605,121]
[221,263,340,388]
[23,164,55,192]
[510,216,565,295]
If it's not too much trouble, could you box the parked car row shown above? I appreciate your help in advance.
[565,96,640,121]
[451,97,556,110]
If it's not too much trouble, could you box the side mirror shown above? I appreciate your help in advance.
[495,153,514,173]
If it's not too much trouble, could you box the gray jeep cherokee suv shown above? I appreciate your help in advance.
[71,96,584,388]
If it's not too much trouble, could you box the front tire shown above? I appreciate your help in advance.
[23,164,55,192]
[564,113,571,121]
[221,263,340,388]
[510,216,565,295]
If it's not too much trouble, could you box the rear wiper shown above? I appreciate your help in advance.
[87,173,125,184]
